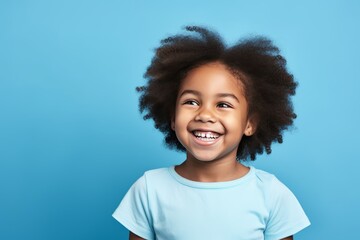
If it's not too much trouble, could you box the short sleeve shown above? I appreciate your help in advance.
[264,178,310,240]
[112,176,154,240]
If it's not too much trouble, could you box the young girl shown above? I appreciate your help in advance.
[113,26,310,240]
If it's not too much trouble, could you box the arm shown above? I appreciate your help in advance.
[281,236,293,240]
[129,231,145,240]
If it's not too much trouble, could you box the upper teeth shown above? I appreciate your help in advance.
[193,131,219,139]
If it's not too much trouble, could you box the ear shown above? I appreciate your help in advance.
[244,115,258,137]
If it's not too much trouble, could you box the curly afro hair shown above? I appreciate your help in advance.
[137,26,297,161]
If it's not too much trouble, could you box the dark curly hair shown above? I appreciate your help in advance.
[137,26,297,161]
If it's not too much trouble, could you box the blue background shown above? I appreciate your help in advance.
[1,0,359,239]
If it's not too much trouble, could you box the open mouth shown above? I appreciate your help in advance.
[192,131,220,141]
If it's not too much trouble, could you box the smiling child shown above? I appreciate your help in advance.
[113,26,310,240]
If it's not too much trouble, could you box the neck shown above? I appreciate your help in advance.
[175,156,249,182]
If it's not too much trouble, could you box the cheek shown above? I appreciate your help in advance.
[223,115,247,132]
[173,113,183,131]
[174,115,188,130]
[174,107,191,123]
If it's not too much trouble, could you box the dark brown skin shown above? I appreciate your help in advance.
[129,232,144,240]
[139,26,298,161]
[129,232,293,240]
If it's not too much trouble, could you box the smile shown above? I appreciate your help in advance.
[192,131,220,141]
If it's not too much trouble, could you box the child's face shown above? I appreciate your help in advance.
[172,62,255,163]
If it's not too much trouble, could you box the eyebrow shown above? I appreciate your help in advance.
[179,89,240,103]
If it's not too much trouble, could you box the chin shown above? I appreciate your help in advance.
[188,152,221,162]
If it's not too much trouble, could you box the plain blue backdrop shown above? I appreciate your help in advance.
[1,0,359,239]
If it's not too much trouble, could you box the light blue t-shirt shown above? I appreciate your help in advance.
[113,166,310,240]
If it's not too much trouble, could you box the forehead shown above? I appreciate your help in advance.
[179,62,245,95]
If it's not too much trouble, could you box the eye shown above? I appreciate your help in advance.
[217,102,232,108]
[183,100,199,106]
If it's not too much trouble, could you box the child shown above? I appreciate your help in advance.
[113,26,310,240]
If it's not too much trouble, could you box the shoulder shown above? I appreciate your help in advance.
[118,167,174,210]
[252,167,277,183]
[128,167,179,208]
[143,167,172,183]
[144,167,170,177]
[132,167,173,190]
[252,167,283,189]
[251,167,295,204]
[125,167,170,193]
[250,168,311,238]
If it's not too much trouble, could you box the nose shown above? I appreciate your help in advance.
[194,106,216,123]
